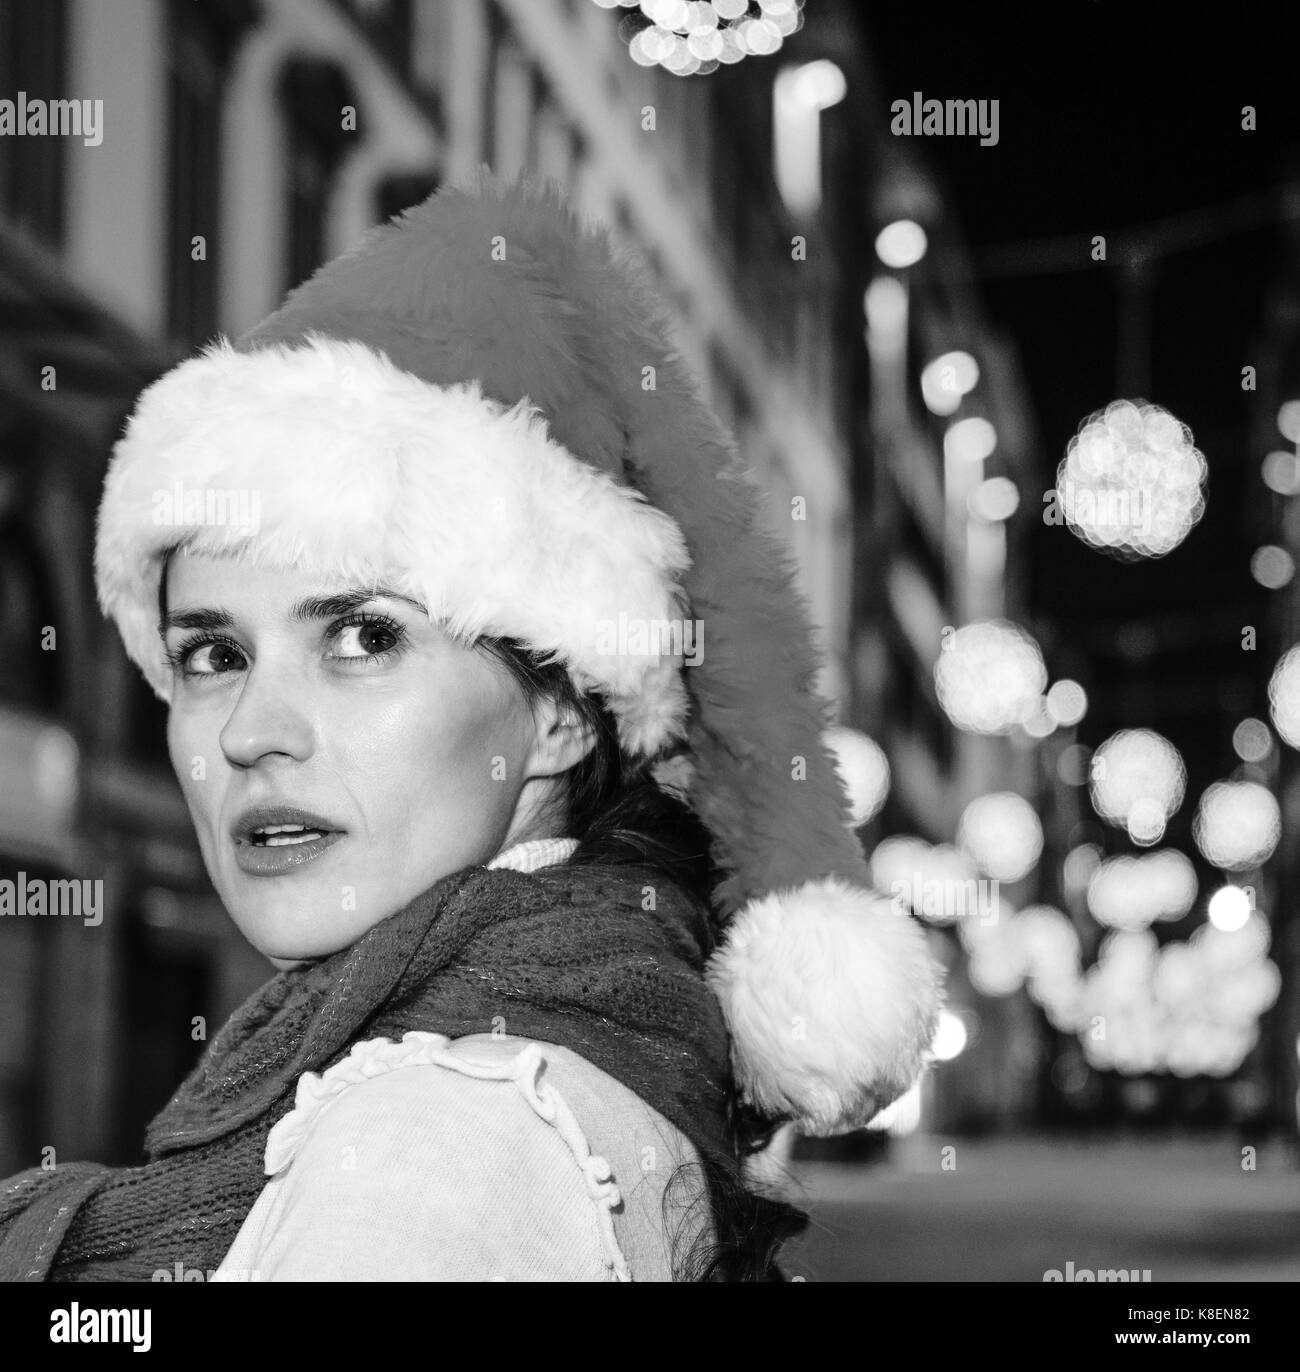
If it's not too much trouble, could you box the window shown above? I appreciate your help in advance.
[164,0,258,346]
[336,0,415,82]
[0,0,67,244]
[0,458,59,714]
[277,57,358,291]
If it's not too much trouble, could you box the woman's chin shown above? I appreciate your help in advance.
[221,888,384,966]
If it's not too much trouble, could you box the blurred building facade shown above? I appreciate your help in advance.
[1255,208,1300,1132]
[851,153,1048,1135]
[0,0,875,1168]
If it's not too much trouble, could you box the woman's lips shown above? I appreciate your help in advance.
[231,823,345,877]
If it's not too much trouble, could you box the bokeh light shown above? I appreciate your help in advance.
[783,57,845,109]
[1046,679,1088,727]
[1125,796,1168,847]
[1192,908,1271,967]
[1232,717,1272,763]
[1054,400,1208,560]
[957,792,1043,882]
[868,834,930,899]
[1251,545,1295,590]
[968,476,1019,522]
[1016,905,1083,991]
[920,350,979,416]
[1062,842,1102,896]
[1021,698,1057,739]
[944,416,997,463]
[1207,885,1252,932]
[935,620,1047,735]
[964,901,1032,998]
[1192,780,1280,871]
[1085,849,1198,931]
[875,219,927,268]
[1073,926,1273,1077]
[615,0,803,74]
[1089,728,1186,835]
[1268,645,1300,748]
[1261,450,1300,494]
[863,275,907,335]
[1278,400,1300,444]
[870,837,985,926]
[823,725,890,827]
[930,1009,969,1062]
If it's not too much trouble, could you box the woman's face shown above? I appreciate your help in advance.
[162,552,573,966]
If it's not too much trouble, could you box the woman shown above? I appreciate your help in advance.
[0,176,941,1281]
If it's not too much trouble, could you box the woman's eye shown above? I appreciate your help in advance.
[331,621,400,659]
[182,641,245,675]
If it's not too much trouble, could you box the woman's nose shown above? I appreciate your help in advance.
[218,663,315,769]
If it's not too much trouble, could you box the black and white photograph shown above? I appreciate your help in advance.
[0,0,1296,1333]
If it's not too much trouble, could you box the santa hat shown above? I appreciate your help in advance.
[94,174,941,1136]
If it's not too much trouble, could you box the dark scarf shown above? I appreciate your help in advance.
[0,860,734,1281]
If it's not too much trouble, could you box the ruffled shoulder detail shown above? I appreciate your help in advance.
[265,1032,632,1281]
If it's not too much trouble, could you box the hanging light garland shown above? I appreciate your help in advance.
[593,0,806,77]
[1054,400,1208,561]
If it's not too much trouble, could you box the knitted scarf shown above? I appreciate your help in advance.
[0,860,734,1281]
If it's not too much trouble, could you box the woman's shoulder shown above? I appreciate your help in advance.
[214,1032,712,1282]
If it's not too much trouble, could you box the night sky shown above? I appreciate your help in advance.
[857,2,1300,806]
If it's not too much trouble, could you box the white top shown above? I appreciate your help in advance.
[212,839,710,1282]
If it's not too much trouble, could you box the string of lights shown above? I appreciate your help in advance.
[592,0,806,77]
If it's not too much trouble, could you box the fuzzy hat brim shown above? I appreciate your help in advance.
[95,334,693,757]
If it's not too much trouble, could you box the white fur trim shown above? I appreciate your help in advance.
[94,335,692,756]
[705,877,944,1135]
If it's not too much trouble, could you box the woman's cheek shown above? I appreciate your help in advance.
[167,714,203,803]
[169,710,230,858]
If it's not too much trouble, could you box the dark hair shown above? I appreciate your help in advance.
[476,636,809,1282]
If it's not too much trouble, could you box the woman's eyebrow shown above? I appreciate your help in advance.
[288,587,428,622]
[160,607,232,635]
[158,588,428,638]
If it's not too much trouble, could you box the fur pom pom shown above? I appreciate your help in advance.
[705,877,944,1135]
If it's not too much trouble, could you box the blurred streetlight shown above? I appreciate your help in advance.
[1207,885,1252,932]
[773,59,846,218]
[1251,545,1294,589]
[921,350,979,416]
[1278,400,1300,444]
[968,476,1019,522]
[874,219,927,269]
[1232,718,1272,763]
[1046,679,1088,727]
[944,416,997,464]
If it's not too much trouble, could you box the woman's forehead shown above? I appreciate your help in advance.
[159,549,432,628]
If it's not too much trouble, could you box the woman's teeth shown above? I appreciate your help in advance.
[254,825,325,846]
